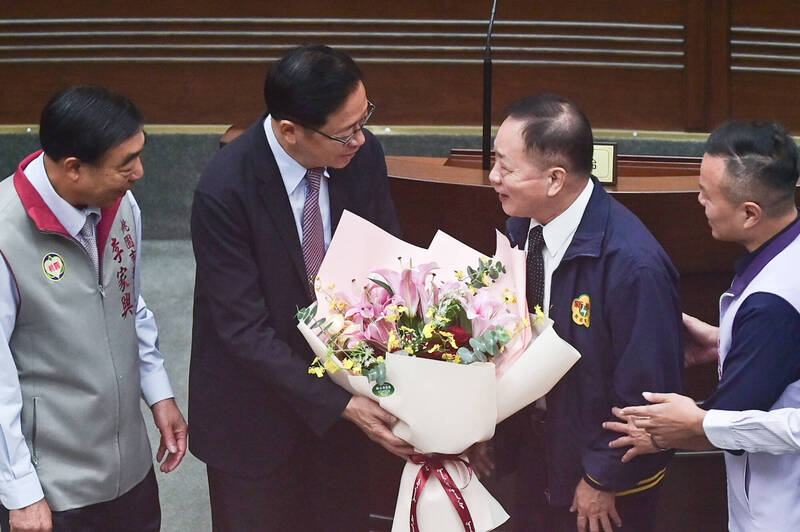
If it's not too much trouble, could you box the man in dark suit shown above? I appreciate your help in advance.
[189,45,412,532]
[490,94,683,532]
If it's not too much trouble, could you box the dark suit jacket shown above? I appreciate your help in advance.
[188,118,400,476]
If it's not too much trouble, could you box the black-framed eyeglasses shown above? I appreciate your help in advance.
[308,101,375,145]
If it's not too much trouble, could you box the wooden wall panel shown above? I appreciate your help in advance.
[1,1,689,128]
[2,1,800,131]
[727,0,800,129]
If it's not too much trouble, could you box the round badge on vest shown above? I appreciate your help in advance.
[42,252,66,281]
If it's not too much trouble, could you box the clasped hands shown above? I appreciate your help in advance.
[604,392,711,461]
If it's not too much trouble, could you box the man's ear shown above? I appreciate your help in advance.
[742,201,762,230]
[546,166,567,197]
[278,120,299,145]
[61,157,82,183]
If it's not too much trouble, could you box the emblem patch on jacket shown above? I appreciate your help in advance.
[571,294,590,327]
[42,252,66,281]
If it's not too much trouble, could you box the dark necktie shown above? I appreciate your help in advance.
[301,168,325,291]
[526,224,545,313]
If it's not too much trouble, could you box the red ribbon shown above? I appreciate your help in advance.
[409,453,476,532]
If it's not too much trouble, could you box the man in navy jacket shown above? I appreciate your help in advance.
[490,94,683,532]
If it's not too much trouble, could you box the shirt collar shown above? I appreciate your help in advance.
[730,210,800,295]
[529,178,594,256]
[263,115,327,195]
[25,152,101,237]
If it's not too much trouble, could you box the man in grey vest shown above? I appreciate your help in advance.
[0,86,188,532]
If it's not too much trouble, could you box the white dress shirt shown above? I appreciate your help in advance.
[0,152,174,509]
[526,178,594,316]
[264,116,332,248]
[704,408,800,454]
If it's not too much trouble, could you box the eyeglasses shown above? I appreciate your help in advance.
[307,101,375,145]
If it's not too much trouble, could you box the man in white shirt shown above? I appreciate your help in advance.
[606,121,800,531]
[0,85,187,532]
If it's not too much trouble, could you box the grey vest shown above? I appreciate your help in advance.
[0,168,151,511]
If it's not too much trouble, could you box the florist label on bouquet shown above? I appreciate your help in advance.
[372,382,395,397]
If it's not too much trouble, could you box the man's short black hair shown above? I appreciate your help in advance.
[705,121,799,215]
[264,44,363,130]
[506,93,594,177]
[39,85,144,165]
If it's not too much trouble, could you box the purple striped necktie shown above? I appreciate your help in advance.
[301,167,325,292]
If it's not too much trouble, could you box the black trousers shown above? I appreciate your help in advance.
[207,421,370,532]
[0,467,159,532]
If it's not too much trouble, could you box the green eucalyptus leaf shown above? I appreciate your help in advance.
[458,347,477,364]
[468,337,483,352]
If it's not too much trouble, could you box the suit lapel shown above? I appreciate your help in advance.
[250,120,309,289]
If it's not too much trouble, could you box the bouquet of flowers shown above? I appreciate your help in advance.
[297,211,580,532]
[301,255,531,385]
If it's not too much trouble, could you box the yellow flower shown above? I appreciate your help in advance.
[387,330,400,350]
[426,308,435,318]
[533,305,546,323]
[385,313,399,323]
[308,366,325,378]
[439,331,457,349]
[396,305,409,315]
[323,357,340,374]
[442,352,455,360]
[454,354,462,364]
[455,270,465,280]
[480,256,489,264]
[427,343,441,353]
[342,358,354,370]
[469,286,477,295]
[503,289,517,304]
[352,365,362,375]
[422,322,436,339]
[481,272,490,286]
[404,346,414,354]
[399,325,415,334]
[311,357,320,365]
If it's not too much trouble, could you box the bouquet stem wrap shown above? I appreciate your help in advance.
[408,454,475,532]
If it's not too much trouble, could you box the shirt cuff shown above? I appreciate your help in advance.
[0,469,44,510]
[703,409,740,449]
[141,367,174,407]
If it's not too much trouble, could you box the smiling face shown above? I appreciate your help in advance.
[698,154,744,243]
[75,129,146,208]
[489,117,555,221]
[291,81,371,169]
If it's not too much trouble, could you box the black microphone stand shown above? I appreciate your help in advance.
[482,0,499,172]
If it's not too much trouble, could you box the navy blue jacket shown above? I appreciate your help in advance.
[507,179,684,506]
